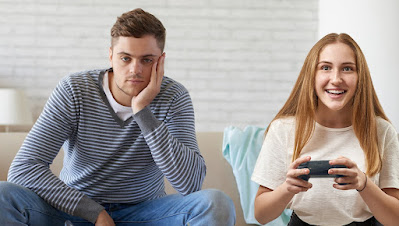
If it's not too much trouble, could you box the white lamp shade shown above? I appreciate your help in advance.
[0,89,33,125]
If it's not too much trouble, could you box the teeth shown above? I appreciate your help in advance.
[327,90,345,94]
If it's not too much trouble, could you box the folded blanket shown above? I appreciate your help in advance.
[223,125,292,226]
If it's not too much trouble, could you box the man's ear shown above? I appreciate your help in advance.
[109,47,113,67]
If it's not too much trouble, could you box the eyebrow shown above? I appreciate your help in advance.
[317,61,356,65]
[116,52,158,58]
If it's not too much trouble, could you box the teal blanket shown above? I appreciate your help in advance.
[223,126,292,225]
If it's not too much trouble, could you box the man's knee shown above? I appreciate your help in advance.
[0,182,26,219]
[201,189,234,208]
[0,181,19,202]
[194,189,236,225]
[0,181,38,206]
[0,181,67,225]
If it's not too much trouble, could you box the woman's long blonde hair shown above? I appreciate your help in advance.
[266,33,388,176]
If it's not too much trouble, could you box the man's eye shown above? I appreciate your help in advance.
[121,57,130,62]
[321,65,330,70]
[142,58,153,64]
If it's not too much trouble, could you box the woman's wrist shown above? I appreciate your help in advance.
[356,172,367,192]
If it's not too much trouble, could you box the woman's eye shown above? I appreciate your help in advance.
[343,67,352,71]
[321,65,330,70]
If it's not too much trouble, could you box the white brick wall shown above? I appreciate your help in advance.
[0,0,318,131]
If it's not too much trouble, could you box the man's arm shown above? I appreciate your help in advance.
[134,90,206,195]
[131,54,206,195]
[8,77,104,223]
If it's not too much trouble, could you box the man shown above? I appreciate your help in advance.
[0,8,235,225]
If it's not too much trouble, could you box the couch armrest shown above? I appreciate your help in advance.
[0,132,64,180]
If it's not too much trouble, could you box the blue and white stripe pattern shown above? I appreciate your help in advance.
[8,69,206,222]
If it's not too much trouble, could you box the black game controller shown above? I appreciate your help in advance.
[297,160,347,184]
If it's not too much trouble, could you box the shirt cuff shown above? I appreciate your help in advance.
[73,196,105,224]
[134,106,162,135]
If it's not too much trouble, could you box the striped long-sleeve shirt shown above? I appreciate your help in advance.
[8,69,206,223]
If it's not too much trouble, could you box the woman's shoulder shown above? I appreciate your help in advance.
[376,117,398,140]
[269,116,296,133]
[376,117,396,131]
[271,116,295,125]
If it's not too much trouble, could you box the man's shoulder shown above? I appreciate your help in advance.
[160,76,189,95]
[60,68,106,86]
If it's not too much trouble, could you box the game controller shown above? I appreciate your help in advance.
[297,160,347,184]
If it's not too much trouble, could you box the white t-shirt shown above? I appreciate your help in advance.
[251,116,399,225]
[103,71,133,121]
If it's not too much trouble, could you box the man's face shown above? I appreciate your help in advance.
[109,35,162,105]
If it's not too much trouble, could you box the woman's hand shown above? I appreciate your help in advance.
[328,156,367,191]
[284,156,313,194]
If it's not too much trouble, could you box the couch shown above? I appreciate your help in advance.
[0,132,254,226]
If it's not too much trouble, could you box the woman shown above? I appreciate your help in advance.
[251,33,399,225]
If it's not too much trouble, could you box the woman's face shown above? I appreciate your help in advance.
[315,42,358,114]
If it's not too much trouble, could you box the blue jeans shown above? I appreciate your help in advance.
[0,182,236,226]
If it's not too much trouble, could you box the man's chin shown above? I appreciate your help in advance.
[127,89,144,98]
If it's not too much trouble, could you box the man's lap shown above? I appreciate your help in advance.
[0,182,235,226]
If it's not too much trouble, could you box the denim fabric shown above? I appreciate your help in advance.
[0,182,236,226]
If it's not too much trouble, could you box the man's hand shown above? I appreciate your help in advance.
[131,53,165,114]
[95,210,115,226]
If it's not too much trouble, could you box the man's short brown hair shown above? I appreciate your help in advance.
[111,8,166,51]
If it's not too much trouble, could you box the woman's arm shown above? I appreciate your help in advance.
[330,157,399,226]
[254,184,293,224]
[360,182,399,226]
[254,156,312,224]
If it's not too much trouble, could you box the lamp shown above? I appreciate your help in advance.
[0,88,33,132]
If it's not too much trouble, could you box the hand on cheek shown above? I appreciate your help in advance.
[131,53,165,114]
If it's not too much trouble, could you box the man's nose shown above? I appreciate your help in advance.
[130,59,142,75]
